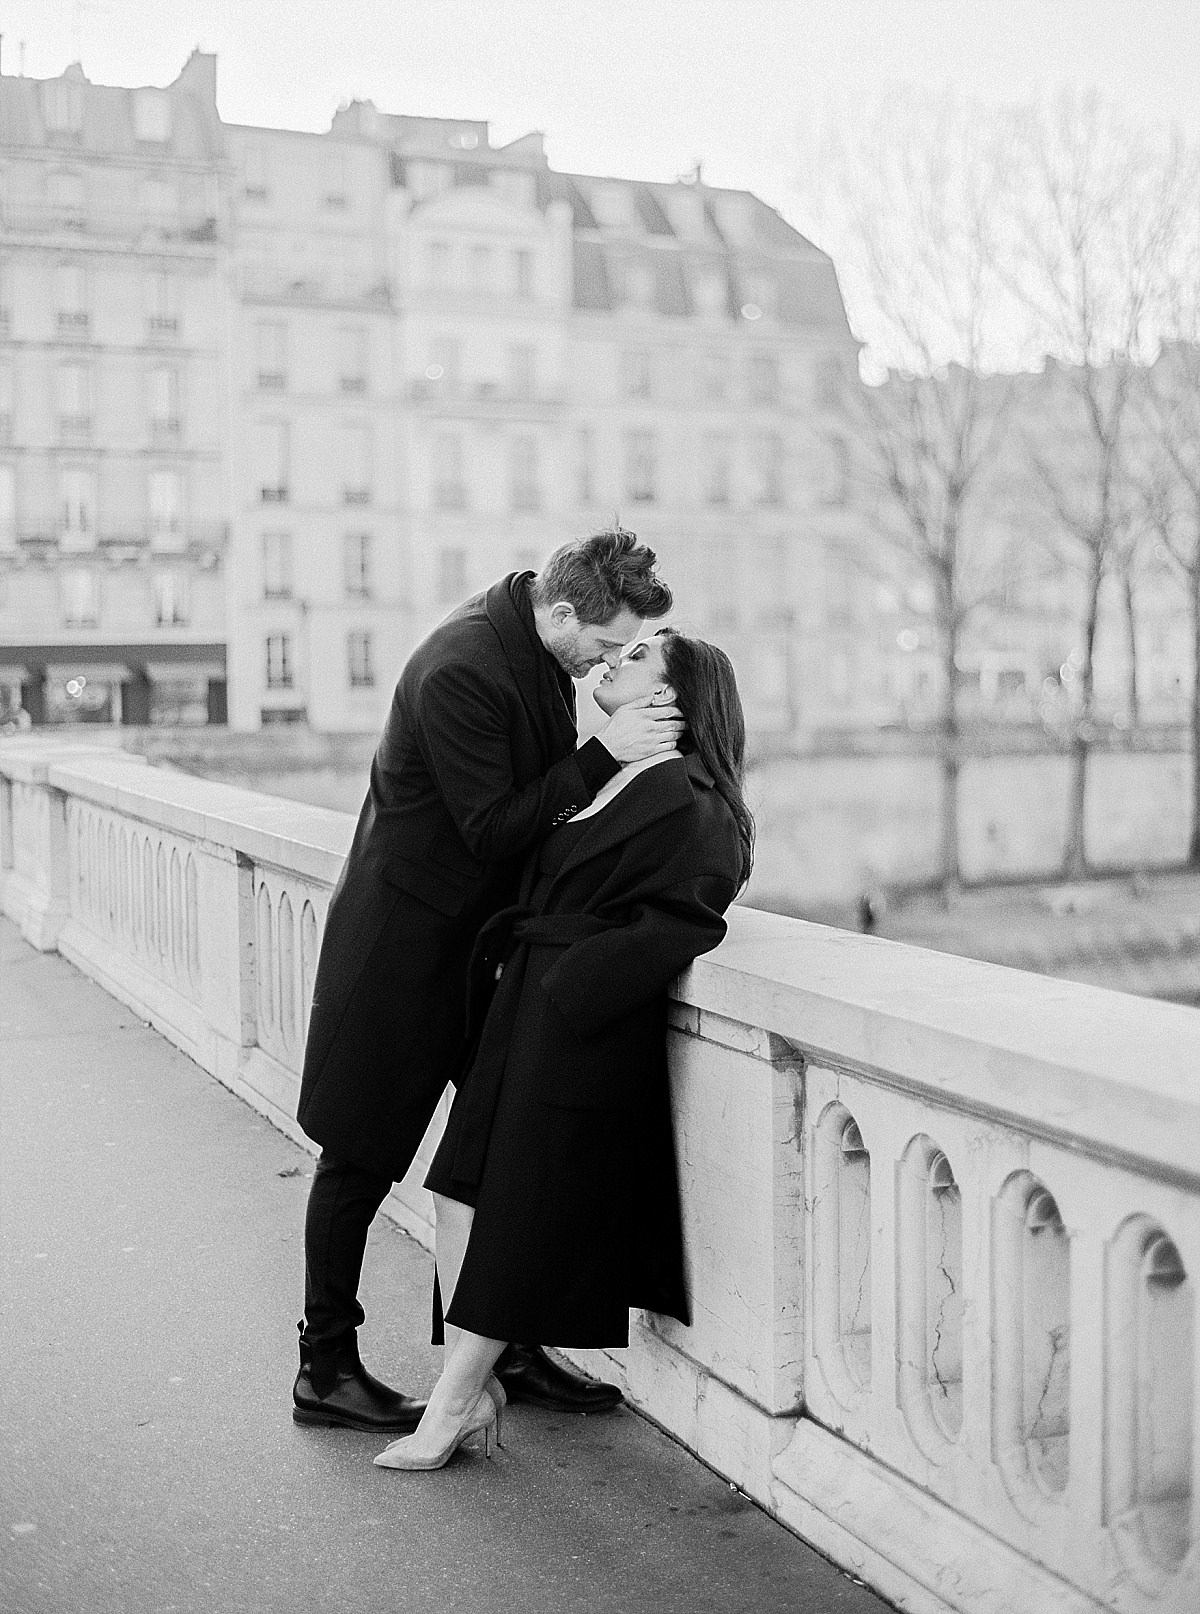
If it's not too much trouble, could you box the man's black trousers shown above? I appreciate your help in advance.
[302,1150,393,1355]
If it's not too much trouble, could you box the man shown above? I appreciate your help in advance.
[293,529,679,1431]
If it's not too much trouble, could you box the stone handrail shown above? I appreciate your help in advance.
[2,737,1197,1614]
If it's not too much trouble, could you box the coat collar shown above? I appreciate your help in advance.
[543,751,713,890]
[484,573,577,758]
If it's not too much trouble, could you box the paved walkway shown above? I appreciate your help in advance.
[0,917,888,1614]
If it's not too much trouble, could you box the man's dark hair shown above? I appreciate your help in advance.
[529,527,672,625]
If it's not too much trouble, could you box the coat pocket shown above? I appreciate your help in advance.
[379,855,470,917]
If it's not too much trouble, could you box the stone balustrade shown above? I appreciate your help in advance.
[2,736,1197,1614]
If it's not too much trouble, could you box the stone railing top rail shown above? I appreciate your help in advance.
[4,737,1198,1187]
[0,741,353,884]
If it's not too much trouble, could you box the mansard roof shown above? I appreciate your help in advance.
[0,57,223,160]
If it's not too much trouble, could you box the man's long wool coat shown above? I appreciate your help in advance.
[296,574,619,1181]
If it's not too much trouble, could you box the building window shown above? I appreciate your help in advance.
[347,631,375,688]
[145,271,178,336]
[133,90,172,144]
[508,344,536,400]
[703,433,732,506]
[149,366,181,440]
[55,263,88,334]
[262,532,292,599]
[510,435,539,511]
[576,426,595,506]
[823,434,851,506]
[492,170,534,208]
[56,362,91,439]
[343,532,373,599]
[624,261,657,309]
[432,433,466,509]
[408,161,452,200]
[152,569,190,626]
[0,463,16,550]
[825,552,858,626]
[622,350,652,399]
[339,325,368,393]
[257,420,289,502]
[255,320,287,389]
[139,177,177,223]
[748,352,779,404]
[468,243,492,293]
[148,469,184,551]
[426,334,461,390]
[752,432,783,505]
[340,423,371,505]
[265,634,293,690]
[61,568,99,626]
[0,362,11,441]
[243,144,269,203]
[701,350,730,402]
[816,356,843,411]
[437,547,468,604]
[625,430,657,503]
[42,76,84,135]
[59,468,96,549]
[322,149,349,209]
[425,241,451,289]
[513,249,533,299]
[48,170,86,230]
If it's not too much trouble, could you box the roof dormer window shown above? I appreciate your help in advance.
[134,89,172,144]
[591,183,633,230]
[42,75,84,135]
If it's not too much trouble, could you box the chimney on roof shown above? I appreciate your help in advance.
[177,48,217,105]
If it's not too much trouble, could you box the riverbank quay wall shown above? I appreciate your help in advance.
[116,718,1200,907]
[2,736,1197,1614]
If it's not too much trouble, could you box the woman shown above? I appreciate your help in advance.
[375,628,753,1470]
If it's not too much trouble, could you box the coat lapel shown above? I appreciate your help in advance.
[544,753,712,890]
[484,573,577,761]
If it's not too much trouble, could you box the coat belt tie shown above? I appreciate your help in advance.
[449,908,624,1190]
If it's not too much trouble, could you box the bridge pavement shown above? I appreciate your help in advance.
[0,917,888,1614]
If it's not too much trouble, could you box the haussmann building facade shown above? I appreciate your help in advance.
[0,53,865,737]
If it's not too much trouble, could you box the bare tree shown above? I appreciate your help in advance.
[1004,92,1191,877]
[796,93,1016,896]
[1138,337,1200,863]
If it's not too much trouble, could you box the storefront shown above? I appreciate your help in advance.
[2,644,227,729]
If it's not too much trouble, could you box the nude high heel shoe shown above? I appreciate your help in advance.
[484,1373,506,1448]
[373,1392,498,1471]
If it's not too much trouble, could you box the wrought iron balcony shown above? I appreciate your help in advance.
[0,204,221,249]
[238,267,393,309]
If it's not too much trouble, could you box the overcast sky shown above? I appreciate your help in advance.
[8,0,1200,226]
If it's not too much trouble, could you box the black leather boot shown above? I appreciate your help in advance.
[494,1343,622,1412]
[292,1324,426,1432]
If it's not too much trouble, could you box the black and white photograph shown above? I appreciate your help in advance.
[1,4,1197,1611]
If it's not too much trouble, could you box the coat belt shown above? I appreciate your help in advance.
[449,908,622,1190]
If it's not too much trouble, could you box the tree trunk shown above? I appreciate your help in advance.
[938,631,961,902]
[1190,556,1200,867]
[1062,559,1103,879]
[1122,569,1139,727]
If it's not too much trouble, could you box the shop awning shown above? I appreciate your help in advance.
[45,662,134,684]
[141,659,226,684]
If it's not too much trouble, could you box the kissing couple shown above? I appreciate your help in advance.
[292,527,753,1470]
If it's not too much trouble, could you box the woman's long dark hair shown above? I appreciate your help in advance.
[658,629,755,892]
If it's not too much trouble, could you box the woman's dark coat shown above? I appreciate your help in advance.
[296,574,619,1181]
[434,752,742,1347]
